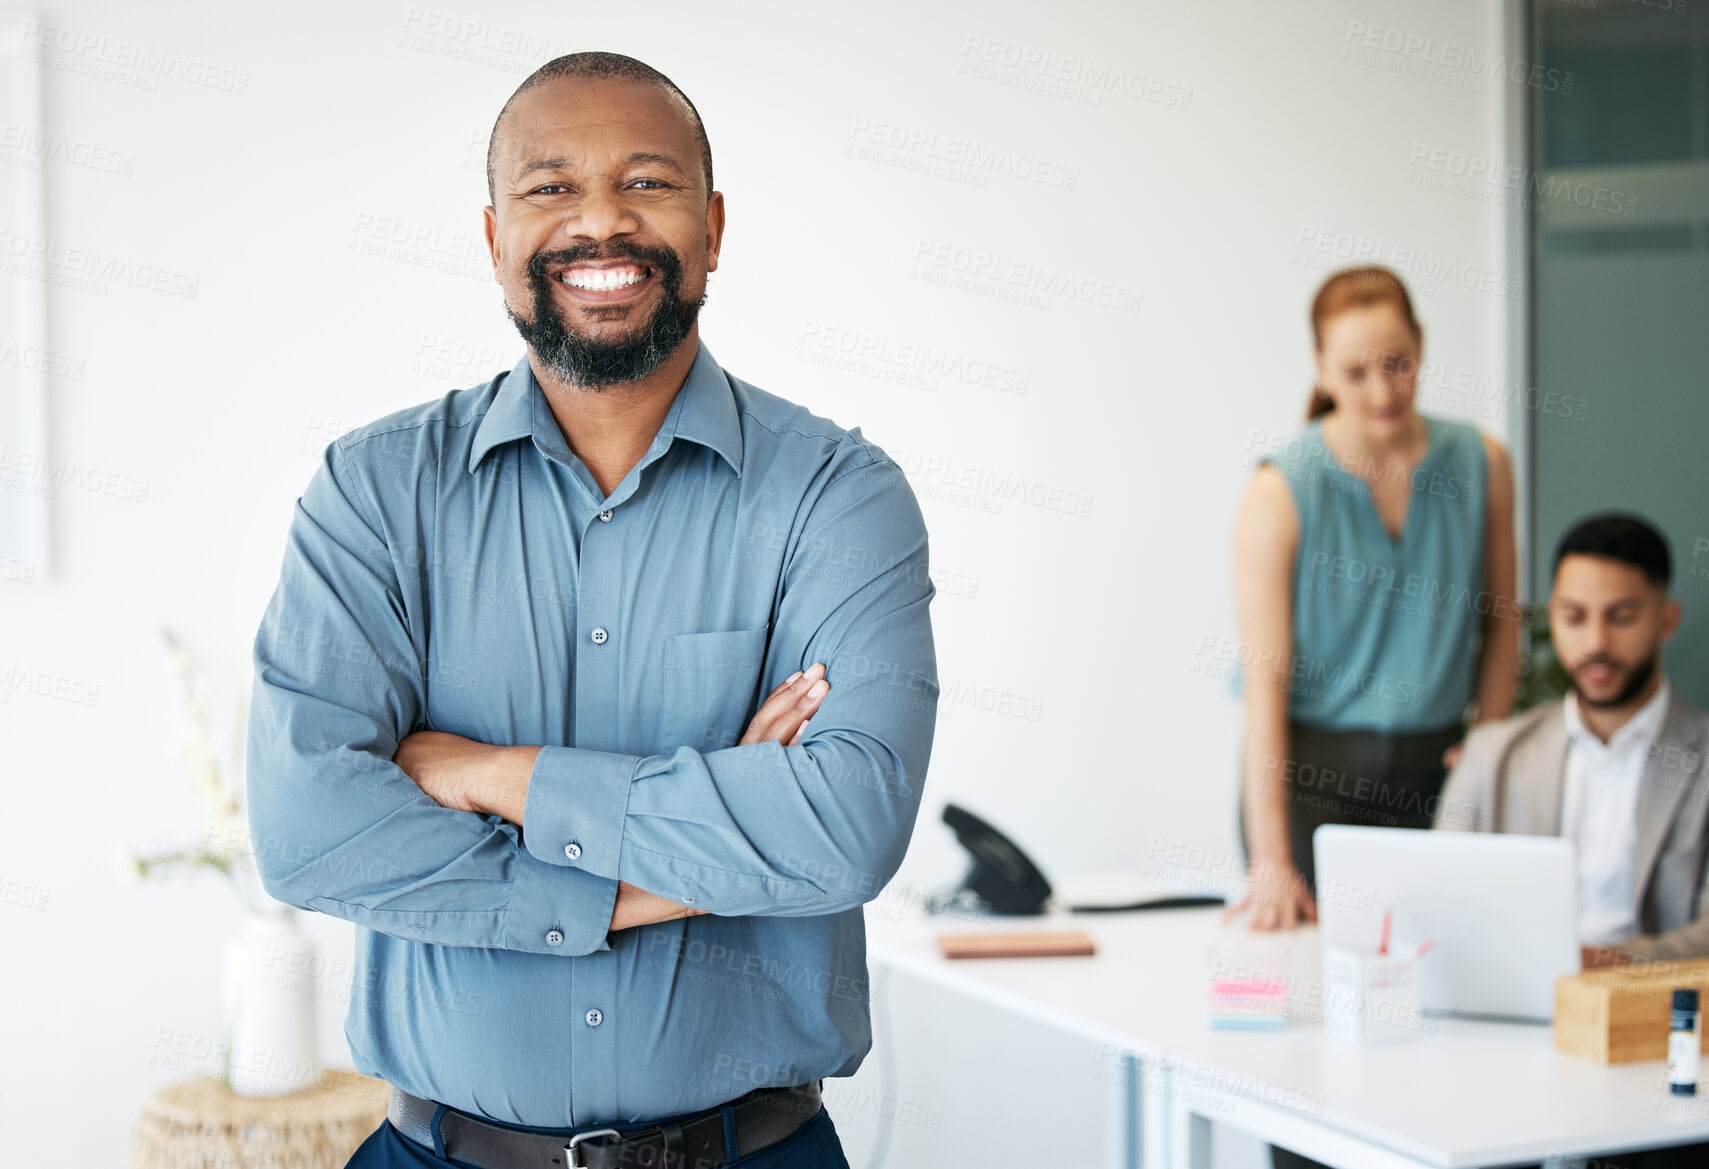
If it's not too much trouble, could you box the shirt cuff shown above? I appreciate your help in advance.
[523,745,641,881]
[505,853,620,956]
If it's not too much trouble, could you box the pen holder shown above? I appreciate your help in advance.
[1321,943,1427,1042]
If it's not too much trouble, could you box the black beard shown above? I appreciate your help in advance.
[505,241,704,389]
[1570,648,1659,710]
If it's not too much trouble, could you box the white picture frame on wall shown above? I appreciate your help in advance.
[0,9,48,579]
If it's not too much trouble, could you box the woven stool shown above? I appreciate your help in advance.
[130,1069,389,1169]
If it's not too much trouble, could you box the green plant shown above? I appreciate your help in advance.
[1515,602,1571,712]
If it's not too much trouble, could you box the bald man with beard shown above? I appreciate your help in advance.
[248,52,938,1169]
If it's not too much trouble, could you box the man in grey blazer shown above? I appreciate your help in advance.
[1435,513,1708,966]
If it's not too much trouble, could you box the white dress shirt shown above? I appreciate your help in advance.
[1560,679,1673,945]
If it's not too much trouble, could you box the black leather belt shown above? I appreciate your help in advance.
[386,1080,823,1169]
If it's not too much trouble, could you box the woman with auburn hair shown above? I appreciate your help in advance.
[1228,265,1519,931]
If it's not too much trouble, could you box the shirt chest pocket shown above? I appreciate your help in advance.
[659,626,771,754]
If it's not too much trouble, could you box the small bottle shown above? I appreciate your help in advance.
[1668,989,1700,1097]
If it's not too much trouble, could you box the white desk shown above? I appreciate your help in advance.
[863,902,1709,1168]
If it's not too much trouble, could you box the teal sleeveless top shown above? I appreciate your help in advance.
[1234,414,1489,733]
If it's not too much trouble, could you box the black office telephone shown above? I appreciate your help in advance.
[935,803,1226,917]
[940,802,1054,914]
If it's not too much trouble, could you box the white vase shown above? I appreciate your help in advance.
[221,908,321,1096]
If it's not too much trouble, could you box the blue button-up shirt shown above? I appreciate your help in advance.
[245,340,939,1126]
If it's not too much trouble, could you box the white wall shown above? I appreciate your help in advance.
[0,0,1515,1163]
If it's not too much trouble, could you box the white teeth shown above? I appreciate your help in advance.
[561,268,645,291]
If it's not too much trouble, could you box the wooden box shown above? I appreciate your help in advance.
[1554,959,1709,1063]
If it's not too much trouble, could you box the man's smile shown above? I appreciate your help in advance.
[551,260,656,303]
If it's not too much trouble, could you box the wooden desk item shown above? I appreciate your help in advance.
[1555,958,1709,1064]
[937,931,1097,959]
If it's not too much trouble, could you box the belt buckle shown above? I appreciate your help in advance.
[564,1127,622,1169]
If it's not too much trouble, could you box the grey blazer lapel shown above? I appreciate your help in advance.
[1632,696,1706,920]
[1501,706,1567,835]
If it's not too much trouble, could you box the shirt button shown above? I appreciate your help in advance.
[590,627,608,645]
[546,929,564,947]
[564,842,583,861]
[598,510,613,523]
[585,1008,603,1027]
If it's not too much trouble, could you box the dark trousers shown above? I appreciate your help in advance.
[1239,719,1462,893]
[344,1103,853,1169]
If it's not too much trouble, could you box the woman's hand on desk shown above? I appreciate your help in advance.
[1223,858,1319,930]
[1441,740,1466,772]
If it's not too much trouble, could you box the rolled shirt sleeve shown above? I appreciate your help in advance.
[246,439,620,955]
[520,458,938,917]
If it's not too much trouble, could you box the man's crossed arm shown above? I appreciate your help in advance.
[390,665,833,932]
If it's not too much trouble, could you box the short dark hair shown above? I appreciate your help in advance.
[485,52,713,205]
[1552,512,1672,588]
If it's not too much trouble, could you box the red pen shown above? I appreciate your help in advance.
[1379,910,1392,956]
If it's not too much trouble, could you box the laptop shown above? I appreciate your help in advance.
[1313,825,1580,1022]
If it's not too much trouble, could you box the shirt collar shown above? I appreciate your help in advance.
[1563,676,1673,750]
[467,340,744,478]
